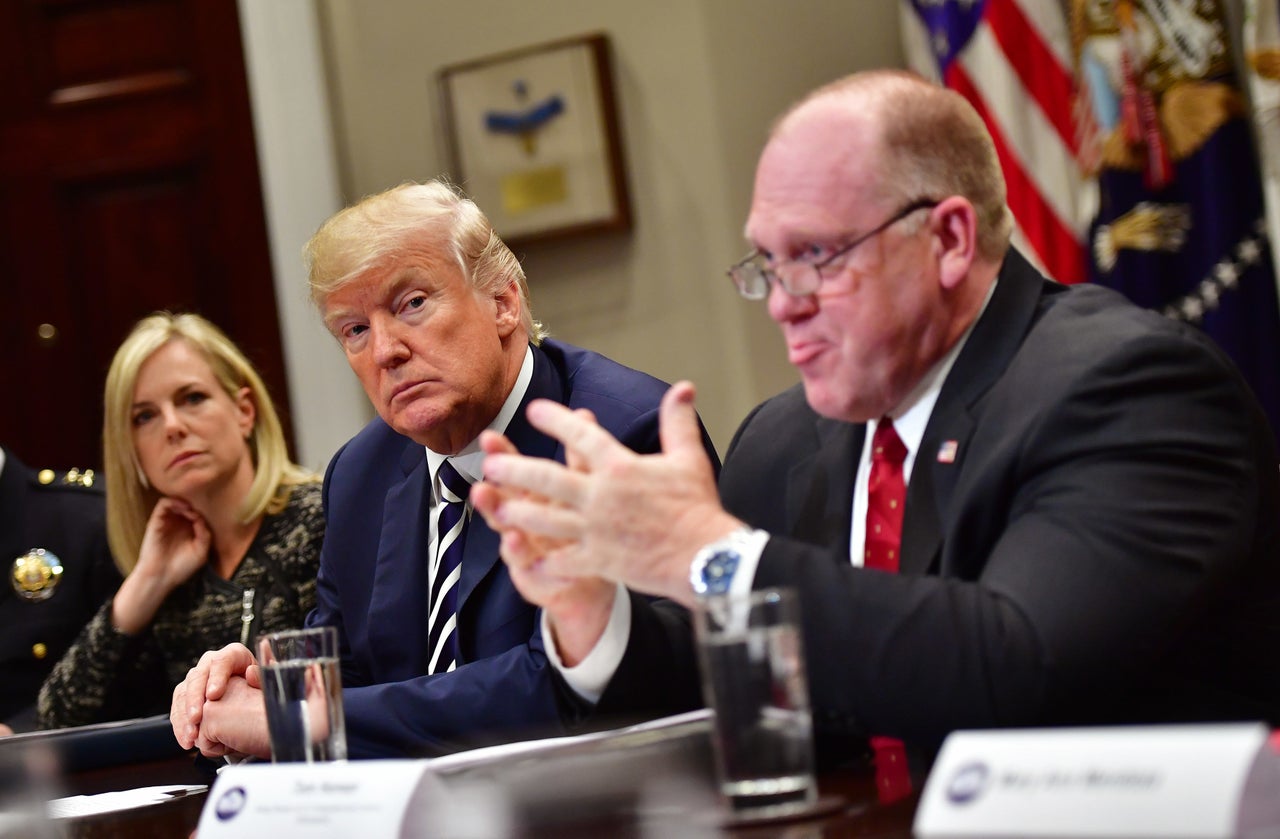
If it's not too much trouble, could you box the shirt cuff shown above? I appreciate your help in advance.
[541,582,632,705]
[730,529,769,598]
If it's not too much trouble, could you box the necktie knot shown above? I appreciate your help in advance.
[872,418,907,467]
[437,460,470,504]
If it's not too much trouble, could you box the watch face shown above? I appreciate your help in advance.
[700,550,740,596]
[690,529,756,597]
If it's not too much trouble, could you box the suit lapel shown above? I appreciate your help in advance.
[901,413,969,575]
[456,345,561,611]
[899,249,1048,575]
[788,418,862,560]
[366,441,432,677]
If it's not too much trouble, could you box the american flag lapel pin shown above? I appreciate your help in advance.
[936,440,958,464]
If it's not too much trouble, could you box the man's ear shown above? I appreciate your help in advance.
[930,196,978,290]
[493,280,522,339]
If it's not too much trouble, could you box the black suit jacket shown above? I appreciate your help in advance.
[0,451,120,730]
[719,250,1280,756]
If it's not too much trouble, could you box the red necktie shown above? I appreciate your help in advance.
[865,419,907,572]
[865,418,912,803]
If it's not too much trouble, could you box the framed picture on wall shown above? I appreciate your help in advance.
[438,33,632,247]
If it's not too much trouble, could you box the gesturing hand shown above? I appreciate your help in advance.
[475,381,742,607]
[473,411,619,664]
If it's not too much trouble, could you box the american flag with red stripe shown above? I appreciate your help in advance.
[900,0,1092,284]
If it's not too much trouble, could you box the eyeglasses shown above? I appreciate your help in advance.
[727,198,940,300]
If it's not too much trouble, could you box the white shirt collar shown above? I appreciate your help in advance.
[870,277,998,480]
[850,280,997,566]
[425,345,534,493]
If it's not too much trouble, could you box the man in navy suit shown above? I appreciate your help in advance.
[473,69,1280,782]
[171,181,710,758]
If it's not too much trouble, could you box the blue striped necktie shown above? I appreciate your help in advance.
[427,460,469,674]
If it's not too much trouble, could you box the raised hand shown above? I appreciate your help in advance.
[473,415,618,665]
[476,382,742,607]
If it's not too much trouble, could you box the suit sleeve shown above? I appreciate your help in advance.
[36,601,168,728]
[340,625,563,756]
[591,594,701,722]
[306,443,367,688]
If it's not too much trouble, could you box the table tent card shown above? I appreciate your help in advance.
[915,722,1280,837]
[195,710,716,837]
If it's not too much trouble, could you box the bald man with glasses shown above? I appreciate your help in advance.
[473,70,1280,793]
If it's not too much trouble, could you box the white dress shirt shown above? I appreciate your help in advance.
[422,346,533,620]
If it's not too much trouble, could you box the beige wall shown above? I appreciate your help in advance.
[239,0,363,472]
[315,0,905,450]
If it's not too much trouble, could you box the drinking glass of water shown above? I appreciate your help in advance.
[257,626,347,763]
[694,587,816,821]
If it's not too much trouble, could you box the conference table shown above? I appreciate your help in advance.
[35,712,921,838]
[56,760,918,838]
[56,756,212,838]
[57,763,918,838]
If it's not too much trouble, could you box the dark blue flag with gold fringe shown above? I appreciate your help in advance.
[1073,0,1280,445]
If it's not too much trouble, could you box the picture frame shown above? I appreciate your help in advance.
[438,33,632,247]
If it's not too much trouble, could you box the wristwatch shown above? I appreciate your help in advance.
[689,527,758,597]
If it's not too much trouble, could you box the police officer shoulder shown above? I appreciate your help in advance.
[11,465,101,603]
[1,448,119,730]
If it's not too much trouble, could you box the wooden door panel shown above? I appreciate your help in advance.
[42,3,189,94]
[63,168,207,316]
[0,0,291,471]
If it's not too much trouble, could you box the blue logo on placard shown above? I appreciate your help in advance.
[215,786,247,821]
[946,762,990,805]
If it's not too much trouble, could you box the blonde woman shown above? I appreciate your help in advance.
[38,313,323,728]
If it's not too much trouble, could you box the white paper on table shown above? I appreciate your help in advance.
[425,707,713,774]
[46,784,208,819]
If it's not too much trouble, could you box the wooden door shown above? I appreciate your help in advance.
[0,0,292,471]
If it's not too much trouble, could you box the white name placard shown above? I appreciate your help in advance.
[915,722,1280,837]
[195,760,437,837]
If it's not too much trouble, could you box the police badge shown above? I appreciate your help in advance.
[12,548,64,602]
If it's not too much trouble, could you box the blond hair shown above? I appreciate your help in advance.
[304,180,545,343]
[102,312,316,574]
[780,70,1014,261]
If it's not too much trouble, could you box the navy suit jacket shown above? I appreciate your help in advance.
[309,339,711,757]
[714,250,1280,760]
